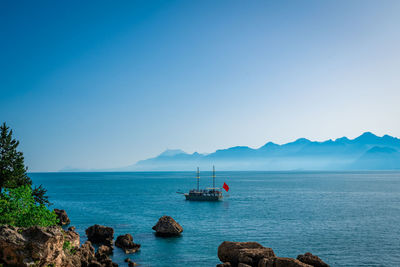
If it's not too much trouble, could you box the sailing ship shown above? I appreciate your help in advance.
[180,166,224,201]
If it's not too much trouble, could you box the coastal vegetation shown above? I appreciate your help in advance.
[0,122,56,227]
[0,185,58,227]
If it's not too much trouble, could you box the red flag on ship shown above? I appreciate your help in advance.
[222,182,229,192]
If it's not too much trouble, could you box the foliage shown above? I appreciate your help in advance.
[32,184,50,206]
[0,185,58,227]
[63,240,76,255]
[63,240,71,250]
[0,122,50,205]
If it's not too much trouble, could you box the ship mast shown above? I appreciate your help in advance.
[213,165,215,189]
[196,167,200,192]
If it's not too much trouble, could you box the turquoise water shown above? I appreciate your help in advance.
[29,171,400,267]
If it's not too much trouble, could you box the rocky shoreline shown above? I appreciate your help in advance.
[0,209,141,267]
[0,210,329,267]
[0,224,115,267]
[216,241,329,267]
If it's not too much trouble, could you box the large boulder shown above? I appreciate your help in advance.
[54,209,71,226]
[258,257,312,267]
[0,225,77,266]
[297,253,329,267]
[115,234,141,254]
[152,216,183,236]
[85,225,114,246]
[218,241,275,267]
[0,224,118,267]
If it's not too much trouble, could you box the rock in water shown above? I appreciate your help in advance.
[152,216,183,236]
[97,245,113,255]
[115,234,141,253]
[297,252,330,267]
[54,209,71,226]
[85,224,114,246]
[258,257,313,267]
[218,241,275,267]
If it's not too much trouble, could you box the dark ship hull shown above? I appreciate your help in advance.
[184,192,223,201]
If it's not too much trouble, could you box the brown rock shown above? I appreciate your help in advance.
[297,252,329,267]
[97,245,113,256]
[238,263,252,267]
[65,226,80,248]
[152,216,183,236]
[88,261,103,267]
[128,261,137,267]
[218,241,275,267]
[94,248,118,267]
[0,225,118,267]
[217,263,232,267]
[258,257,313,267]
[54,208,71,226]
[76,241,97,266]
[86,224,114,246]
[115,234,141,254]
[0,225,77,266]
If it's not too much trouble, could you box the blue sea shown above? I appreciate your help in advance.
[29,171,400,267]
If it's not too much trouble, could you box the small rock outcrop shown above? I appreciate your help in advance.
[217,241,329,267]
[218,241,275,267]
[152,216,183,236]
[97,245,113,255]
[115,234,141,254]
[125,258,138,267]
[54,209,71,225]
[75,241,97,266]
[95,245,117,267]
[86,224,114,247]
[0,225,118,267]
[258,257,312,267]
[297,252,329,267]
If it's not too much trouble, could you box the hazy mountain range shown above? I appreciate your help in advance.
[63,132,400,172]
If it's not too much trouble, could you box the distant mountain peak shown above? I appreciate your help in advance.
[382,134,399,141]
[336,136,350,142]
[158,149,187,157]
[260,141,279,149]
[293,138,311,144]
[356,131,378,139]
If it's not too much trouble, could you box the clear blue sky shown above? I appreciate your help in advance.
[1,0,400,171]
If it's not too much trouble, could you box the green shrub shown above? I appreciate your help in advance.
[63,240,77,254]
[0,185,58,227]
[63,240,71,250]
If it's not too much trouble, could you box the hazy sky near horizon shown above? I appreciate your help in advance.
[1,0,400,171]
